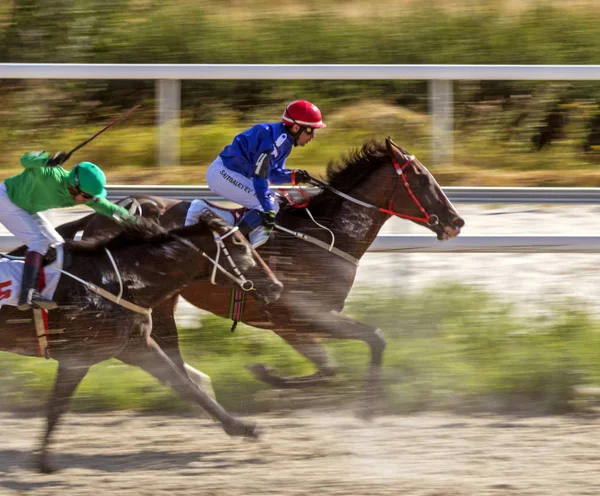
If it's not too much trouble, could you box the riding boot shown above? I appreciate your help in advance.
[238,209,268,246]
[248,225,272,249]
[17,251,57,311]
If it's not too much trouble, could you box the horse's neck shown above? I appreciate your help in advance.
[69,242,196,309]
[311,175,390,261]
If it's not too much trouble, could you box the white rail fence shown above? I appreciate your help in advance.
[2,64,600,253]
[101,185,600,205]
[1,185,600,253]
[4,234,600,254]
[3,63,600,167]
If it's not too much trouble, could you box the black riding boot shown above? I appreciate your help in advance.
[17,251,57,311]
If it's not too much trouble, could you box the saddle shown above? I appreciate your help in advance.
[185,190,310,230]
[0,246,59,266]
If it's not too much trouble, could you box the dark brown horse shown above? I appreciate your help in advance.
[51,138,464,407]
[0,214,281,473]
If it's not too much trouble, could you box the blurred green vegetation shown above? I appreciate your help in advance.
[2,284,600,415]
[2,1,600,184]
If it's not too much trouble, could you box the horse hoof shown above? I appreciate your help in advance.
[38,458,58,474]
[246,363,272,381]
[249,424,270,441]
[225,420,264,439]
[355,405,378,422]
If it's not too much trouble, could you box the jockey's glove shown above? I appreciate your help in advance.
[46,151,70,167]
[293,169,312,184]
[262,210,276,232]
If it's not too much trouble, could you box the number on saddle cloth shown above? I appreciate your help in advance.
[0,248,63,308]
[184,199,246,228]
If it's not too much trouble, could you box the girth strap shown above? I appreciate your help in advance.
[274,224,359,266]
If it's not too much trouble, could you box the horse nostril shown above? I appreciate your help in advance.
[269,281,283,297]
[453,217,465,228]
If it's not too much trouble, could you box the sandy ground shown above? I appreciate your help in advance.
[2,410,600,495]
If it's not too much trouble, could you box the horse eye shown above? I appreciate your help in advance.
[419,175,430,187]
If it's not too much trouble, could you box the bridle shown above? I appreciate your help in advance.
[201,226,255,292]
[379,155,439,227]
[298,154,440,228]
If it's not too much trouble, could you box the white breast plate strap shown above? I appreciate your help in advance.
[274,224,359,266]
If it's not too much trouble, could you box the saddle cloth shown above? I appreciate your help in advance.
[185,199,240,227]
[0,246,64,309]
[184,190,306,228]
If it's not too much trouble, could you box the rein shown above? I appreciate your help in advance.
[0,249,151,316]
[51,252,152,317]
[43,225,254,317]
[302,155,439,227]
[202,226,254,291]
[276,154,439,265]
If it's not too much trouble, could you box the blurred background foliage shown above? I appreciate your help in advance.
[1,0,600,184]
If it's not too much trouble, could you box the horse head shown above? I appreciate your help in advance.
[179,211,283,305]
[383,138,464,240]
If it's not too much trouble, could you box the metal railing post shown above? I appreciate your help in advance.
[429,79,454,167]
[157,79,181,167]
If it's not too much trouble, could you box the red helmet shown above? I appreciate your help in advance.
[282,100,326,129]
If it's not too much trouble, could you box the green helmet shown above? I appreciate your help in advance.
[67,162,107,198]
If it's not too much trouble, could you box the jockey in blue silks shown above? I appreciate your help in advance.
[206,100,326,248]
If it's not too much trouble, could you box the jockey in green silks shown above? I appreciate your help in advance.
[0,151,135,311]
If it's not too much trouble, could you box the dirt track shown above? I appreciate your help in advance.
[2,410,600,495]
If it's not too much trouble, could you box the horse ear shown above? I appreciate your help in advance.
[141,202,161,221]
[385,137,399,155]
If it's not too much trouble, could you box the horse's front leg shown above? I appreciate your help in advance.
[39,360,91,473]
[151,297,216,400]
[276,309,385,415]
[325,310,386,396]
[117,333,262,439]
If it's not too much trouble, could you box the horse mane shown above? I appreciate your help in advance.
[64,218,172,253]
[170,208,233,237]
[282,139,389,214]
[325,139,389,193]
[64,213,229,254]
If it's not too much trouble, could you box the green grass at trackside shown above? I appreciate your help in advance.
[2,284,600,416]
[3,101,600,188]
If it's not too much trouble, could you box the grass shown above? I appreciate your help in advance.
[2,284,600,415]
[2,100,600,187]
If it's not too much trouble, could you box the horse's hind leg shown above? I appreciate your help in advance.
[117,337,262,439]
[39,360,91,473]
[253,310,385,413]
[247,332,337,388]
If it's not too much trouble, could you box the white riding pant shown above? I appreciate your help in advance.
[205,157,279,214]
[0,182,65,255]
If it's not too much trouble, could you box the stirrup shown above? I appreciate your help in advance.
[249,227,271,249]
[17,289,57,311]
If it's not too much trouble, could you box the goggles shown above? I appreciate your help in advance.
[71,166,94,200]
